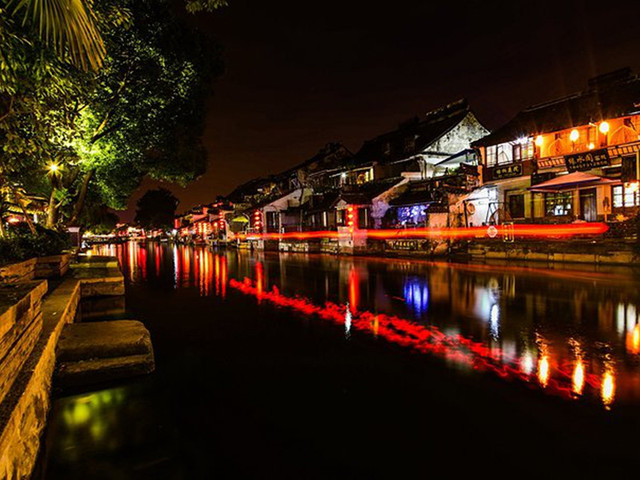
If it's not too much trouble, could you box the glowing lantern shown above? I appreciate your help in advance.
[599,121,610,134]
[570,129,579,142]
[253,210,262,232]
[346,206,355,228]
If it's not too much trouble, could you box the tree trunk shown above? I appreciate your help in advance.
[46,189,58,228]
[69,169,95,224]
[7,184,36,234]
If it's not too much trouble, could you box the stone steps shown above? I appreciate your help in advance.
[56,354,154,387]
[55,320,154,387]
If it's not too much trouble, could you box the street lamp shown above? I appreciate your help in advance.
[47,163,61,175]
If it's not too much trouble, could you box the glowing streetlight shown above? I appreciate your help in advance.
[48,163,59,173]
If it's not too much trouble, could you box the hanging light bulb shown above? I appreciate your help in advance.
[570,129,579,142]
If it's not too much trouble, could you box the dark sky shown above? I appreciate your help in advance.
[122,0,640,220]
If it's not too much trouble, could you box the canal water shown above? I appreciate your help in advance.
[40,243,640,478]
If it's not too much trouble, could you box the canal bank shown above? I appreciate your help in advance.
[38,243,640,478]
[234,235,640,266]
[0,255,155,479]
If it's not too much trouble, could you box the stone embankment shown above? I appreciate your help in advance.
[0,255,153,479]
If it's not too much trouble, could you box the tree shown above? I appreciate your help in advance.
[81,204,119,234]
[62,0,223,223]
[1,0,224,229]
[4,0,228,70]
[6,0,106,70]
[134,188,178,230]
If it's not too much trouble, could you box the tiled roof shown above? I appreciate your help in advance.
[473,68,640,147]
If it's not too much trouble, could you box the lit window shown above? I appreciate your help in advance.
[486,146,497,167]
[496,144,513,165]
[613,185,640,208]
[545,192,573,216]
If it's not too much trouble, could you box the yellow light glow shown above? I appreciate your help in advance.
[599,121,610,134]
[570,129,579,142]
[601,370,615,408]
[588,142,595,150]
[626,181,640,193]
[521,353,534,375]
[627,324,640,354]
[535,135,543,147]
[572,361,585,395]
[48,163,60,173]
[538,356,549,388]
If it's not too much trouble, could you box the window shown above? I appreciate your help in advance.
[545,192,573,216]
[266,211,279,231]
[358,207,370,229]
[356,168,373,184]
[512,144,522,162]
[613,185,640,208]
[496,144,513,165]
[486,145,497,167]
[508,194,525,219]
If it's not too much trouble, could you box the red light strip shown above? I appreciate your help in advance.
[229,277,608,404]
[240,223,608,241]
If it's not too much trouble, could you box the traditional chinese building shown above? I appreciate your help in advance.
[346,99,488,183]
[471,68,640,226]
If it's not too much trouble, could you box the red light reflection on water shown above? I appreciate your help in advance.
[229,277,614,407]
[348,266,359,312]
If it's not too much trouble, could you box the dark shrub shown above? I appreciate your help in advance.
[0,223,71,265]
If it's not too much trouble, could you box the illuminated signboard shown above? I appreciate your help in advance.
[537,156,565,170]
[564,149,610,172]
[491,163,523,180]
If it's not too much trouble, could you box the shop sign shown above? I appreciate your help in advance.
[386,239,420,250]
[531,172,556,186]
[537,156,565,170]
[491,163,523,180]
[564,149,610,172]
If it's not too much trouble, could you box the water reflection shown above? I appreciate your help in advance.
[89,242,640,408]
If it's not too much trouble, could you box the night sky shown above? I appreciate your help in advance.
[123,0,640,220]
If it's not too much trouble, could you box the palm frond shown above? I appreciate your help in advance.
[10,0,106,71]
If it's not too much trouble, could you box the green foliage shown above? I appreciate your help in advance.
[1,0,224,227]
[134,187,178,230]
[8,0,106,71]
[185,0,228,13]
[0,223,70,263]
[79,197,119,233]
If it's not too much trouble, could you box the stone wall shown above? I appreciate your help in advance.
[0,259,36,284]
[0,256,125,479]
[34,254,71,279]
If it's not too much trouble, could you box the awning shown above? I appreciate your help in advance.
[231,216,249,223]
[529,172,619,192]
